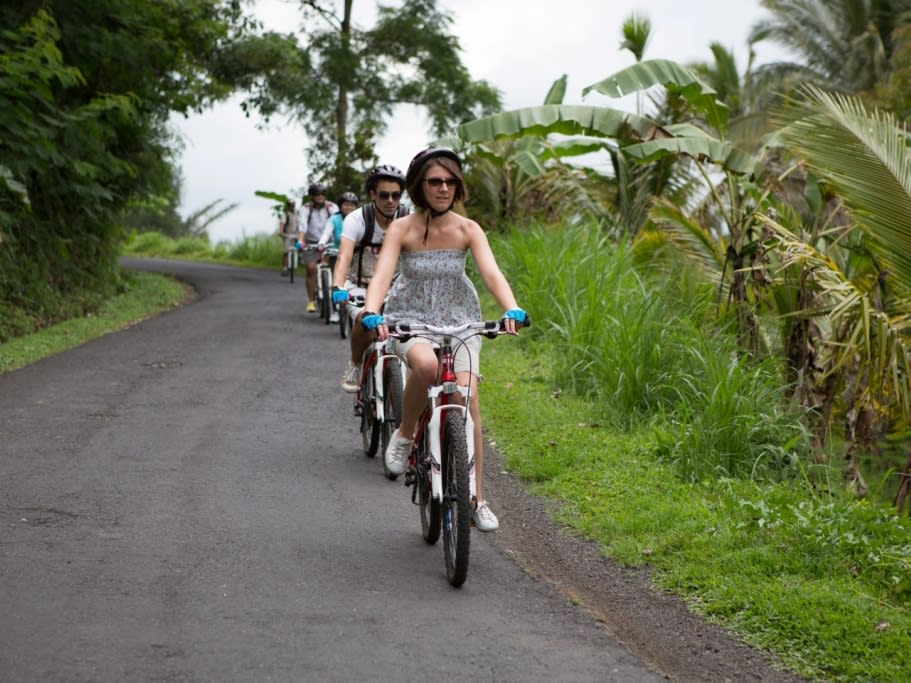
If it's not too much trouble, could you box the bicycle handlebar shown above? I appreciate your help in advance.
[387,320,511,340]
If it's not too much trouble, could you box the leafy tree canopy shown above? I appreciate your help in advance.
[221,0,502,193]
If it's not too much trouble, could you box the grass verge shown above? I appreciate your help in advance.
[481,337,911,682]
[0,271,189,374]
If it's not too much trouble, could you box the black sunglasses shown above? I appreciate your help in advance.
[377,191,401,200]
[424,177,459,188]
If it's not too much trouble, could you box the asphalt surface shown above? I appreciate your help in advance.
[0,258,666,682]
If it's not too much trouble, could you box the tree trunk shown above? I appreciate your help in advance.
[894,450,911,517]
[334,0,353,184]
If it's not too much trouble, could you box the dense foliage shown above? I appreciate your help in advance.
[0,1,253,341]
[456,5,911,514]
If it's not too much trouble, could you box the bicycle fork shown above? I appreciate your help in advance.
[425,386,476,503]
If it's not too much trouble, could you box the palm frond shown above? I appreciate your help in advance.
[761,216,911,420]
[775,84,911,309]
[646,197,727,282]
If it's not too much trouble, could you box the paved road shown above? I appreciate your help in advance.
[1,258,665,682]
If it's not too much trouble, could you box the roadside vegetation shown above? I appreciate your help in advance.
[0,271,187,374]
[483,226,911,682]
[120,230,279,271]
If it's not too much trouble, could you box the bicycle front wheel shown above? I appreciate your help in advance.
[288,253,295,284]
[417,435,441,545]
[320,268,332,323]
[441,411,471,587]
[361,364,380,458]
[381,360,404,480]
[339,305,349,339]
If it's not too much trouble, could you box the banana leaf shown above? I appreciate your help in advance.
[458,104,656,144]
[254,190,291,203]
[583,59,730,134]
[544,75,568,105]
[625,137,762,176]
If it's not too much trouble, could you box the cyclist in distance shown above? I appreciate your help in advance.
[318,191,359,323]
[330,165,409,392]
[298,182,338,312]
[276,199,299,276]
[360,148,529,532]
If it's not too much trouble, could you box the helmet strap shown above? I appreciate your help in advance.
[422,205,452,245]
[374,202,396,220]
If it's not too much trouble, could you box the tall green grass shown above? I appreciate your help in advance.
[482,223,911,681]
[492,224,809,482]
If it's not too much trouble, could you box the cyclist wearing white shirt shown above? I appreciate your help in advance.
[298,181,338,312]
[331,165,408,392]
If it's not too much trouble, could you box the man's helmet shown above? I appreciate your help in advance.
[365,165,405,193]
[308,182,326,196]
[405,148,462,189]
[338,191,359,205]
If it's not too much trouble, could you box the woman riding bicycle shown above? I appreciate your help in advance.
[361,148,528,532]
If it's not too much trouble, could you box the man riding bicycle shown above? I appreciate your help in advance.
[330,165,409,392]
[276,199,299,276]
[298,182,338,312]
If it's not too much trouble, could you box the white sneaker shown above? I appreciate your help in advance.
[472,500,499,532]
[384,431,412,475]
[341,361,360,393]
[329,312,339,323]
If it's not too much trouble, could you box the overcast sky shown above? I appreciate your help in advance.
[173,0,786,244]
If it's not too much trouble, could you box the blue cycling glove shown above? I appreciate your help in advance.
[361,312,384,331]
[331,287,349,304]
[503,307,529,325]
[293,240,302,250]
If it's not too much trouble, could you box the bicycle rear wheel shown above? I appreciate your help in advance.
[441,411,471,587]
[381,360,404,480]
[416,434,441,545]
[320,268,332,323]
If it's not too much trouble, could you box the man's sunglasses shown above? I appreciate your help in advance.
[377,191,401,200]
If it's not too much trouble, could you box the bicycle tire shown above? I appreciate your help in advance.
[288,257,295,284]
[441,411,471,587]
[361,363,381,458]
[417,433,441,545]
[381,360,404,480]
[340,305,349,339]
[320,268,332,323]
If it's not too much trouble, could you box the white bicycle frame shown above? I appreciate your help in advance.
[350,286,407,423]
[425,386,476,504]
[368,338,405,424]
[316,247,337,298]
[287,245,299,270]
